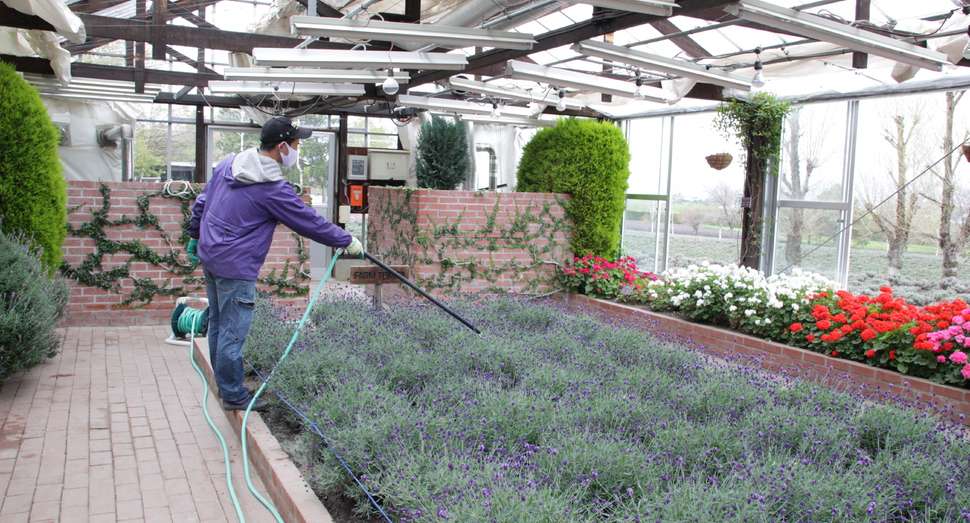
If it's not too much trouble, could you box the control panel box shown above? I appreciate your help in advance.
[368,150,410,181]
[348,155,368,180]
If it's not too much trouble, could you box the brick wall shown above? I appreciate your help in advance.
[567,294,970,426]
[366,187,571,295]
[62,181,311,326]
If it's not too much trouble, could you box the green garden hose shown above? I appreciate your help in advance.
[239,250,343,522]
[182,297,248,523]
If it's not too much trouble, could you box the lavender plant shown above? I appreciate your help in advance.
[246,296,970,522]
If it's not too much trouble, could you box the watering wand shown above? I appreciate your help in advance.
[360,251,481,335]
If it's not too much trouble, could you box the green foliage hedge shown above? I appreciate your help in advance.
[515,118,630,258]
[415,116,470,190]
[0,227,69,382]
[0,60,67,270]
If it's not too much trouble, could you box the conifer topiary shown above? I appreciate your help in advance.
[0,60,67,270]
[415,116,470,190]
[516,118,630,258]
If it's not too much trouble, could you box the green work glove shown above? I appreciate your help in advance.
[187,239,200,267]
[345,237,364,259]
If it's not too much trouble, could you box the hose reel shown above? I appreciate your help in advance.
[165,297,209,346]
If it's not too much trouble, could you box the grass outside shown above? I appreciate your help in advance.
[247,296,970,522]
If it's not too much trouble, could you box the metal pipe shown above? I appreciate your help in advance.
[475,143,497,191]
[97,124,134,181]
[363,252,481,334]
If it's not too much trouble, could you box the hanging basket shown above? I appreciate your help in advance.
[962,144,970,163]
[705,153,733,170]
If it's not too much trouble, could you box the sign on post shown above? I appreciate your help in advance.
[349,265,409,285]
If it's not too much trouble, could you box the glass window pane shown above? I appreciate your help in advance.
[213,108,249,123]
[367,134,397,149]
[367,117,397,134]
[668,201,740,269]
[281,133,332,192]
[622,199,669,274]
[774,207,842,280]
[626,118,668,196]
[348,133,366,147]
[170,105,197,120]
[211,129,259,165]
[348,116,366,131]
[300,114,332,129]
[778,102,847,201]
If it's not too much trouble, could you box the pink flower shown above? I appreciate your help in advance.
[962,364,970,380]
[951,351,968,364]
[949,325,964,335]
[938,355,948,363]
[953,315,966,325]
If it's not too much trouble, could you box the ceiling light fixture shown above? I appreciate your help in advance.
[22,74,164,103]
[491,102,501,118]
[208,81,366,96]
[556,90,567,112]
[382,70,400,95]
[223,67,410,84]
[571,40,754,92]
[560,0,678,16]
[723,0,950,71]
[506,60,667,103]
[397,95,533,117]
[633,76,645,101]
[291,16,536,50]
[431,113,558,127]
[252,48,469,70]
[445,77,586,110]
[751,47,766,88]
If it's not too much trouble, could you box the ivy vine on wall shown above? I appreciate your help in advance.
[61,182,310,307]
[370,188,571,295]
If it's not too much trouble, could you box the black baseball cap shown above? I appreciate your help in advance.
[261,116,312,144]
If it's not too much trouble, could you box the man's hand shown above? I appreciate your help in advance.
[345,237,364,258]
[187,239,200,267]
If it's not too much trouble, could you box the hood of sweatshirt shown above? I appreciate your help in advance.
[229,147,284,186]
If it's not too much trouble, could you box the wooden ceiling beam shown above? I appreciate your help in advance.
[649,18,712,59]
[73,13,355,53]
[2,54,221,87]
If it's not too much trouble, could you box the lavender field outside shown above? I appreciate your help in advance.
[245,296,970,522]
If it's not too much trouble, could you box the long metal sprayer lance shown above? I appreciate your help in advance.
[363,251,482,334]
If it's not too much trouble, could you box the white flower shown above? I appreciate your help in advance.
[729,305,738,312]
[745,309,756,317]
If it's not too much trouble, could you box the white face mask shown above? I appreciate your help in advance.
[280,142,299,168]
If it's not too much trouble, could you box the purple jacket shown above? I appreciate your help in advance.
[187,148,352,280]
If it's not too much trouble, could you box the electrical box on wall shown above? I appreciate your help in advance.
[368,150,409,181]
[348,155,368,180]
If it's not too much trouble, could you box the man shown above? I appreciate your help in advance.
[186,116,362,411]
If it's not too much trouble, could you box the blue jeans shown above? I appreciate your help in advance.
[203,268,255,405]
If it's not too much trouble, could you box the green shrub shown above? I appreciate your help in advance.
[0,227,70,382]
[516,118,630,258]
[0,60,67,270]
[414,116,470,190]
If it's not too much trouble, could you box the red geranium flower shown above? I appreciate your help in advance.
[790,323,803,332]
[865,349,876,357]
